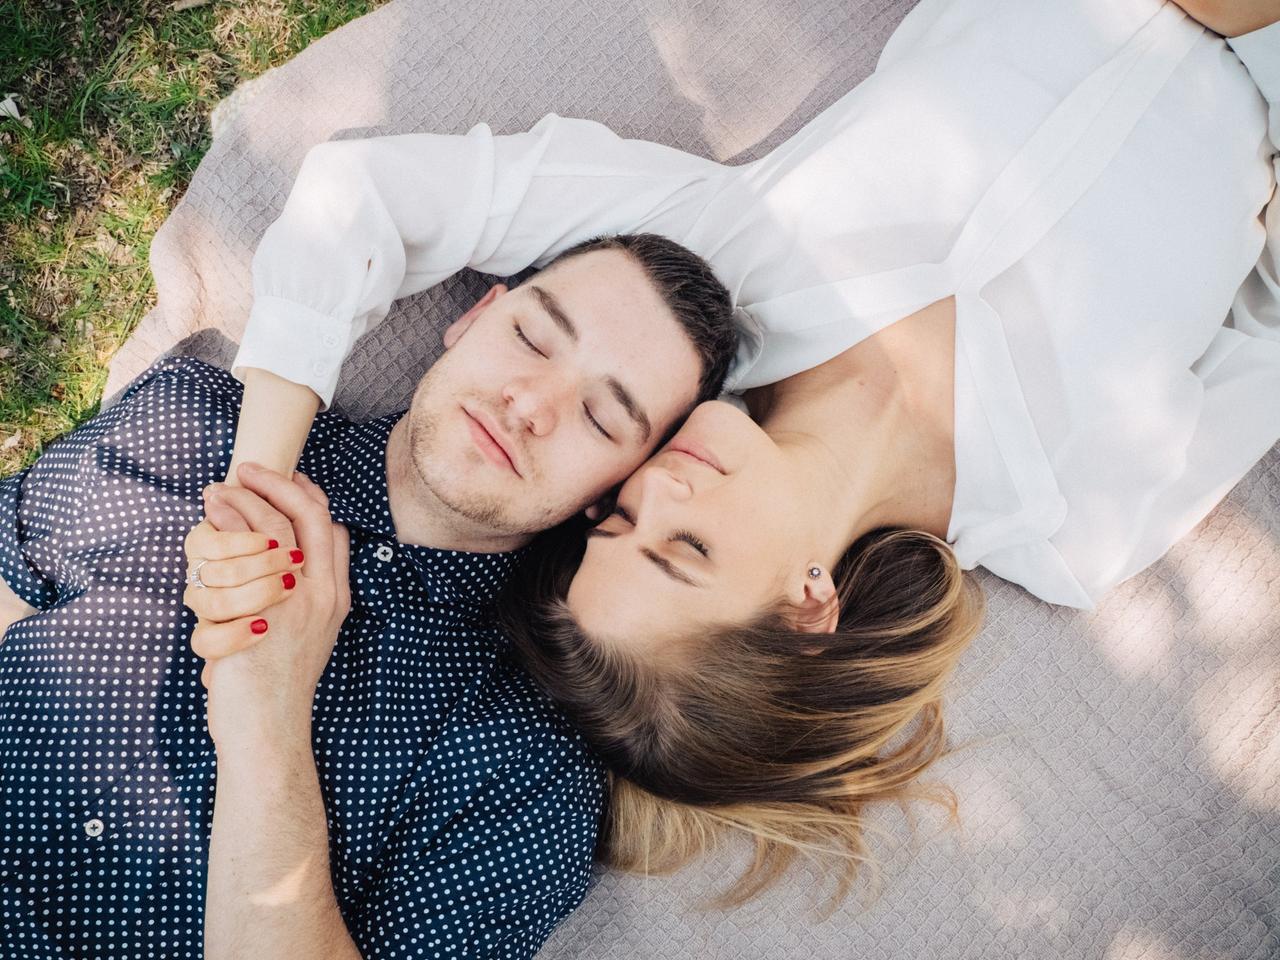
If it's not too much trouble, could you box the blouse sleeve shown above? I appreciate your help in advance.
[1226,21,1280,341]
[232,114,732,409]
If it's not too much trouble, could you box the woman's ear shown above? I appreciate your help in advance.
[790,564,840,635]
[443,283,508,348]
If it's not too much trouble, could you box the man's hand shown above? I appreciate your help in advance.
[183,463,351,750]
[1169,0,1280,37]
[0,575,36,643]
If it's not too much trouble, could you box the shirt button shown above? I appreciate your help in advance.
[374,544,394,563]
[311,360,328,378]
[322,332,341,349]
[84,818,104,838]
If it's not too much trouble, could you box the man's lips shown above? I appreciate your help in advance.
[666,438,725,474]
[463,407,521,476]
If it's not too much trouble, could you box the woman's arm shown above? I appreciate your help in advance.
[1170,0,1280,37]
[224,368,320,486]
[233,114,731,412]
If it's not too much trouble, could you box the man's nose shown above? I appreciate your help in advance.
[501,376,565,437]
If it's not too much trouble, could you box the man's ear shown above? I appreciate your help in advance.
[443,283,508,348]
[790,565,840,636]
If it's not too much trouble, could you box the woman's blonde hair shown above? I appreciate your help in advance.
[498,523,984,913]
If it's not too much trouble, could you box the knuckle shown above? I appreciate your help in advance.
[190,626,215,660]
[265,517,293,538]
[181,585,204,615]
[203,589,233,622]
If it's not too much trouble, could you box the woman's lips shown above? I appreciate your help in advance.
[666,439,725,474]
[464,408,520,476]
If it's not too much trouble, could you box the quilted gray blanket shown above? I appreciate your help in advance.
[104,1,1279,956]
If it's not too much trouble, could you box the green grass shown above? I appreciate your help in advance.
[0,0,387,475]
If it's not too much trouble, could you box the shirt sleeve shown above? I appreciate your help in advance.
[1226,21,1280,341]
[0,469,60,611]
[233,113,733,409]
[349,739,606,960]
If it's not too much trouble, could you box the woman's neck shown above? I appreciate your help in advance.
[745,297,957,557]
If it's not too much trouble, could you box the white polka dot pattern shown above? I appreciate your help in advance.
[0,356,607,959]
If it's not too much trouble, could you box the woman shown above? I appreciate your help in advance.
[190,0,1280,908]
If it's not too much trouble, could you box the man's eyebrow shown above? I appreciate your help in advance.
[529,284,652,443]
[606,376,652,443]
[529,284,578,343]
[584,529,702,588]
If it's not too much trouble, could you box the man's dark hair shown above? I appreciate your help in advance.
[543,233,737,405]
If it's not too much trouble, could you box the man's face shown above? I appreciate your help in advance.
[401,248,704,536]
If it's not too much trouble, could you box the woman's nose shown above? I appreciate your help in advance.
[638,462,694,503]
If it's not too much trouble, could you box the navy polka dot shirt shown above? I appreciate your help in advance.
[0,357,607,959]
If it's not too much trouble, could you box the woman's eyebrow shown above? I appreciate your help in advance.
[641,547,701,587]
[584,529,702,587]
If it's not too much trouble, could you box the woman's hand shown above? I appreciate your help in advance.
[182,516,305,680]
[184,463,351,749]
[174,364,322,661]
[1169,0,1280,37]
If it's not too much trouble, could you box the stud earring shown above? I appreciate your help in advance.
[807,566,822,580]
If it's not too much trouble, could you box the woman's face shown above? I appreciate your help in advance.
[566,400,818,649]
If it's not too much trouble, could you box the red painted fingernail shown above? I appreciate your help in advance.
[290,549,304,564]
[282,572,296,590]
[267,539,280,550]
[250,619,268,635]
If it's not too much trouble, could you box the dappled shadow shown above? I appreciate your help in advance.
[96,0,1280,957]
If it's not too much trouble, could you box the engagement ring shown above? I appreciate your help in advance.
[187,558,209,589]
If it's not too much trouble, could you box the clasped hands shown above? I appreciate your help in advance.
[182,463,351,750]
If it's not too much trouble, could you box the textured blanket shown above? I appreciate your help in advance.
[104,1,1280,956]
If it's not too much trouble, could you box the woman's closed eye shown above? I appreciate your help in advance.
[607,507,710,557]
[672,530,709,558]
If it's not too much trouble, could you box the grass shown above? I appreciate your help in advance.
[0,0,388,475]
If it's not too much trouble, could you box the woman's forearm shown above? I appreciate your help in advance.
[226,368,321,487]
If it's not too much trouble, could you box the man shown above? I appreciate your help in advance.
[0,232,737,959]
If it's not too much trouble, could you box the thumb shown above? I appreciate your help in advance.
[332,523,351,615]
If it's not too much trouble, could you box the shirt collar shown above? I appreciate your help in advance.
[300,410,529,610]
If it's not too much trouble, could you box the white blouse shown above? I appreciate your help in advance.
[234,0,1280,609]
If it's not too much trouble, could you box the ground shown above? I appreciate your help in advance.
[0,0,388,475]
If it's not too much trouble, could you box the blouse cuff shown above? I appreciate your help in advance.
[1227,21,1280,104]
[231,296,351,411]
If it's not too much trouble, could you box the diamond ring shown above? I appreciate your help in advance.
[187,558,210,590]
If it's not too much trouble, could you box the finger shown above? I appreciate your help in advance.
[203,496,253,534]
[185,519,278,562]
[182,572,292,624]
[238,464,333,585]
[190,614,273,661]
[292,471,330,509]
[332,523,351,615]
[206,481,297,550]
[191,547,303,589]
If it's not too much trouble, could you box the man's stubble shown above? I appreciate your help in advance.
[404,380,567,539]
